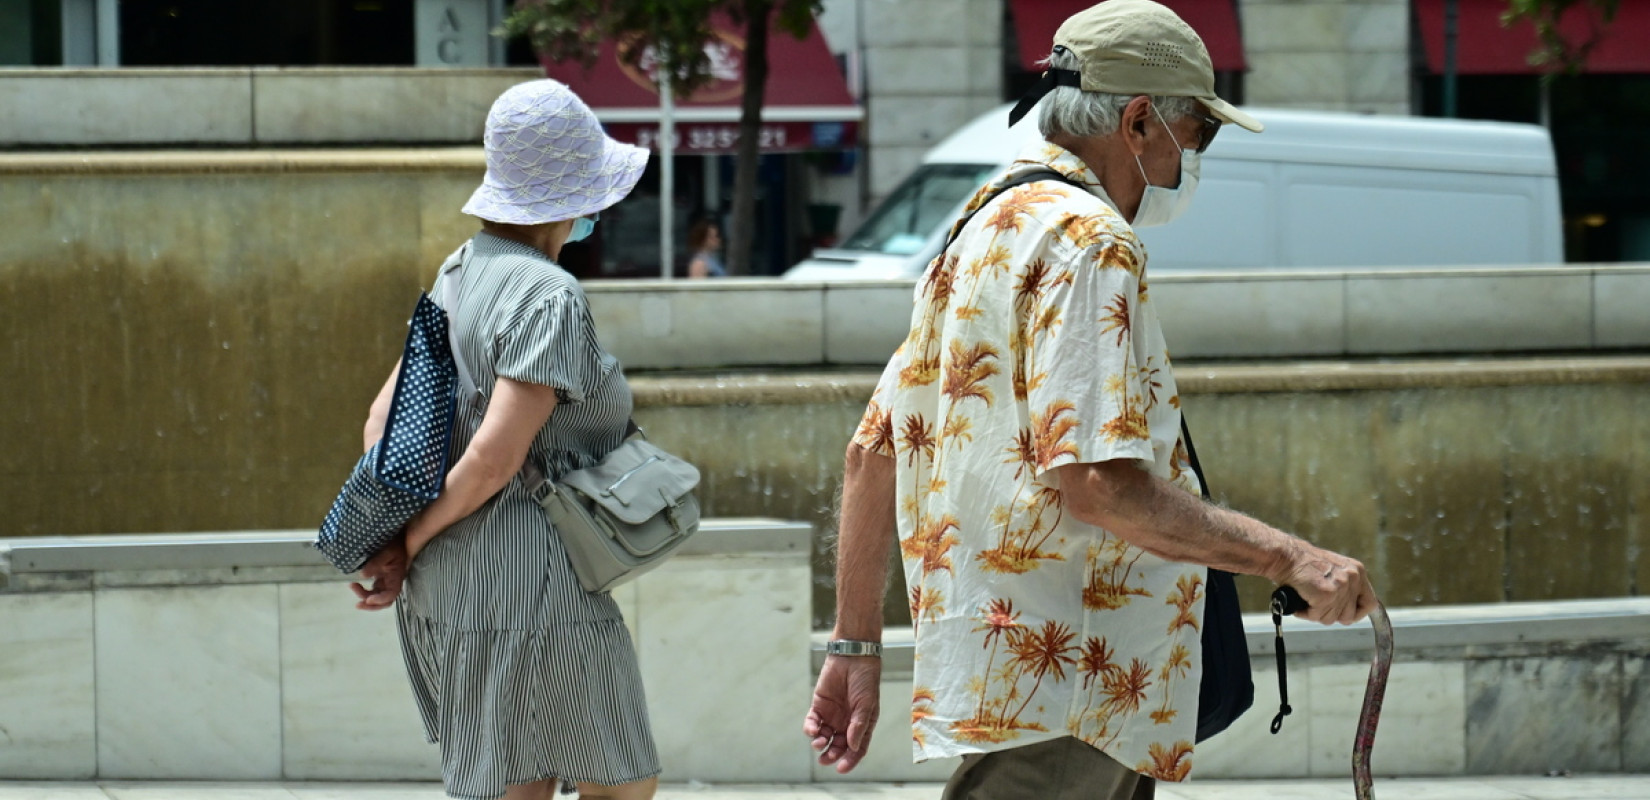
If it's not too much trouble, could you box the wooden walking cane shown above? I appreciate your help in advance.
[1269,586,1395,800]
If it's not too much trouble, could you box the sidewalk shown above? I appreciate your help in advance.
[3,777,1649,800]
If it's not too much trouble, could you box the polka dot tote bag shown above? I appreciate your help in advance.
[315,290,459,573]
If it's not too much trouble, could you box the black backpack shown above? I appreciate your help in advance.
[933,168,1254,743]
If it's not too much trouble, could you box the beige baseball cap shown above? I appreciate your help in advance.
[1051,0,1262,132]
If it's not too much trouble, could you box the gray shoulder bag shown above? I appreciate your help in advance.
[527,429,701,593]
[437,246,703,594]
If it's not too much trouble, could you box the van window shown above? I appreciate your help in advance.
[841,164,998,254]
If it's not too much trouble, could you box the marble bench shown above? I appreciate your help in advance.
[4,525,1645,785]
[0,521,813,783]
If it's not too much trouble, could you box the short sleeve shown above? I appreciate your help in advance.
[494,289,604,404]
[1024,234,1156,476]
[851,347,901,457]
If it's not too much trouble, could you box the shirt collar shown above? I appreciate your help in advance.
[472,229,552,261]
[1004,140,1118,212]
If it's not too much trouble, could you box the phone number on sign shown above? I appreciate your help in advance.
[635,125,790,151]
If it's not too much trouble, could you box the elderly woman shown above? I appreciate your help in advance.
[350,80,659,800]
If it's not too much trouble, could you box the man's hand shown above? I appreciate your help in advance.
[1276,545,1377,626]
[350,537,408,611]
[803,655,882,774]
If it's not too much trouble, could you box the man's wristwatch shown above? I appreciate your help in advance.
[825,639,883,658]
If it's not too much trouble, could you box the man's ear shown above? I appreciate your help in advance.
[1120,95,1155,156]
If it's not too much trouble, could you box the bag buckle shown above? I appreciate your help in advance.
[659,489,684,534]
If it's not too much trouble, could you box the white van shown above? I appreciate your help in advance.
[783,105,1563,280]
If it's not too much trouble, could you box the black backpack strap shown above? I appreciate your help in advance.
[937,168,1079,259]
[1179,416,1212,501]
[1183,409,1257,742]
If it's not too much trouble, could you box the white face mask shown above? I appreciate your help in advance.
[1131,109,1201,228]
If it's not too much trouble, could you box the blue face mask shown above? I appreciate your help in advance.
[567,213,599,243]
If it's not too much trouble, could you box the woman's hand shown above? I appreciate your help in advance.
[350,536,409,611]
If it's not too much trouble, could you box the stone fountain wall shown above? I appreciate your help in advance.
[3,151,1647,627]
[630,365,1650,627]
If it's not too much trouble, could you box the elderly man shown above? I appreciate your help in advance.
[801,1,1379,798]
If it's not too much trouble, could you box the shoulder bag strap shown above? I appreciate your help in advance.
[436,243,478,399]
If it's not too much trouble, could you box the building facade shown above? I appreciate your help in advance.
[3,0,1646,264]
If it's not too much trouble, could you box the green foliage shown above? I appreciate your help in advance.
[1502,0,1620,75]
[501,0,821,98]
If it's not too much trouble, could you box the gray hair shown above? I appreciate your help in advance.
[1037,48,1201,139]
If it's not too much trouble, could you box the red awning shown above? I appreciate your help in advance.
[1010,0,1248,72]
[1416,0,1650,74]
[541,15,861,154]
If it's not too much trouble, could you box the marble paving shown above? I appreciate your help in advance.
[2,778,1649,800]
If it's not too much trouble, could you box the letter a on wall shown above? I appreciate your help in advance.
[416,0,487,66]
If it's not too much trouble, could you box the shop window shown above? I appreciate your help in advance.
[1419,74,1650,262]
[0,0,62,65]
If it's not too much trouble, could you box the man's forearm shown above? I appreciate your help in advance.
[832,443,898,641]
[1058,461,1300,583]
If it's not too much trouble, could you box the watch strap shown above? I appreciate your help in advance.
[826,639,883,658]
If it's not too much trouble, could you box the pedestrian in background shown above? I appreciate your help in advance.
[351,79,660,800]
[803,2,1378,798]
[687,219,728,278]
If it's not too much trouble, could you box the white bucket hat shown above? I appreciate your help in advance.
[462,79,649,225]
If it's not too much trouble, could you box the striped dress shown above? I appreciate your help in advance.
[396,231,660,799]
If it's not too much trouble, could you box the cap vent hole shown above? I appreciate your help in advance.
[1141,42,1183,69]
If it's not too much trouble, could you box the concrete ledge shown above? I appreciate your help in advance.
[589,266,1650,367]
[590,281,829,370]
[0,68,541,146]
[631,372,882,407]
[0,149,485,175]
[1168,355,1650,394]
[0,519,811,589]
[809,597,1650,678]
[0,70,254,146]
[1248,597,1650,657]
[629,355,1650,408]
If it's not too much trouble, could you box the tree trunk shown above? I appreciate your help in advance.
[728,0,771,276]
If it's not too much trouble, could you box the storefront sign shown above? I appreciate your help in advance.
[543,13,862,156]
[617,31,748,103]
[611,120,858,154]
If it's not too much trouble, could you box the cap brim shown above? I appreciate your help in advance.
[1205,97,1263,133]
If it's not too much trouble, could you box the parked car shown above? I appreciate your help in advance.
[783,104,1563,280]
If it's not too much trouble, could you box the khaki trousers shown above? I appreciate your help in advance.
[940,737,1156,800]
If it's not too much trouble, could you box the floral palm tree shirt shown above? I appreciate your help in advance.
[853,141,1207,781]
